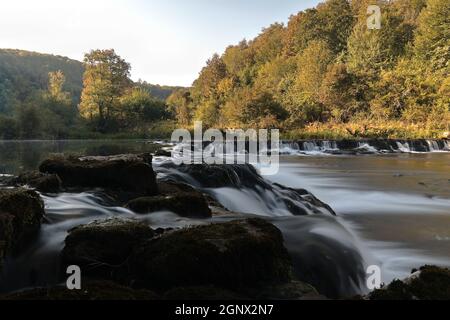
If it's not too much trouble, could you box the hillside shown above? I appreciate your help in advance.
[0,49,182,115]
[174,0,449,139]
[0,49,84,113]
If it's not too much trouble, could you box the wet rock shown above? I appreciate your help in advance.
[157,163,335,216]
[0,188,45,268]
[157,180,197,194]
[369,265,450,300]
[126,192,212,218]
[130,218,293,291]
[168,163,269,189]
[253,280,324,300]
[12,171,62,193]
[39,153,158,196]
[61,218,154,280]
[1,281,158,300]
[274,184,336,216]
[154,149,172,157]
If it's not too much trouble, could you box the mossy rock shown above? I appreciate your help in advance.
[369,265,450,300]
[126,192,212,218]
[61,218,155,281]
[253,280,324,300]
[157,181,198,195]
[130,218,293,291]
[0,188,44,269]
[1,281,158,300]
[39,153,158,196]
[12,171,62,193]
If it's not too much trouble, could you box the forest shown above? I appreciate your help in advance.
[0,0,448,140]
[169,0,449,139]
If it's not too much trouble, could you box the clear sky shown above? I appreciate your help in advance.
[0,0,321,86]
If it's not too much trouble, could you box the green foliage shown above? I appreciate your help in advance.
[79,49,132,133]
[0,49,83,113]
[184,0,449,137]
[119,87,168,128]
[166,89,193,126]
[0,0,448,140]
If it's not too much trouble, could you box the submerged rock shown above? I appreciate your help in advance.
[369,265,450,300]
[1,281,158,300]
[11,171,62,193]
[0,188,45,268]
[61,218,154,280]
[126,192,212,218]
[130,218,293,291]
[39,153,158,197]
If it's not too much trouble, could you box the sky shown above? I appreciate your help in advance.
[0,0,321,86]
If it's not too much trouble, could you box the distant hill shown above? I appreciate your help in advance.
[138,82,186,101]
[0,49,84,113]
[0,49,183,114]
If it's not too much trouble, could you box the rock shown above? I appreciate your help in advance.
[154,149,172,157]
[157,181,198,195]
[12,171,62,193]
[253,280,324,300]
[1,281,158,300]
[170,163,269,189]
[130,218,293,291]
[61,218,154,281]
[126,192,212,218]
[369,265,450,300]
[0,188,45,269]
[38,153,158,197]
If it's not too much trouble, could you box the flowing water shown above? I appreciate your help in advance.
[0,140,449,298]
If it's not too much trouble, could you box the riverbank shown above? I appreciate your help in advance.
[282,121,449,140]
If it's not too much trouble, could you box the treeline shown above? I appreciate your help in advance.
[0,50,181,139]
[168,0,449,138]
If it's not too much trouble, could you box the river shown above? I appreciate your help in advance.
[0,140,449,297]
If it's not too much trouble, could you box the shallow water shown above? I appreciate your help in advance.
[269,154,450,284]
[0,140,449,296]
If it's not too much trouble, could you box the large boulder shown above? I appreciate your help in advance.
[0,188,45,268]
[39,153,158,197]
[61,218,293,293]
[126,192,212,218]
[11,171,62,193]
[61,218,155,280]
[130,218,293,291]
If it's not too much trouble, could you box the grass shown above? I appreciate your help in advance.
[281,120,448,140]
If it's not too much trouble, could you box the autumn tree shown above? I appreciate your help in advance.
[79,49,131,132]
[167,89,193,126]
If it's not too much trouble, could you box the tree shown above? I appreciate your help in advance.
[44,71,77,127]
[79,49,131,132]
[17,105,41,139]
[119,87,167,128]
[414,0,450,73]
[166,89,193,126]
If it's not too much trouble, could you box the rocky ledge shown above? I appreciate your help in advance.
[38,153,158,198]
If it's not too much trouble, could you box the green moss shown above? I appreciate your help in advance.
[62,218,155,281]
[130,218,293,291]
